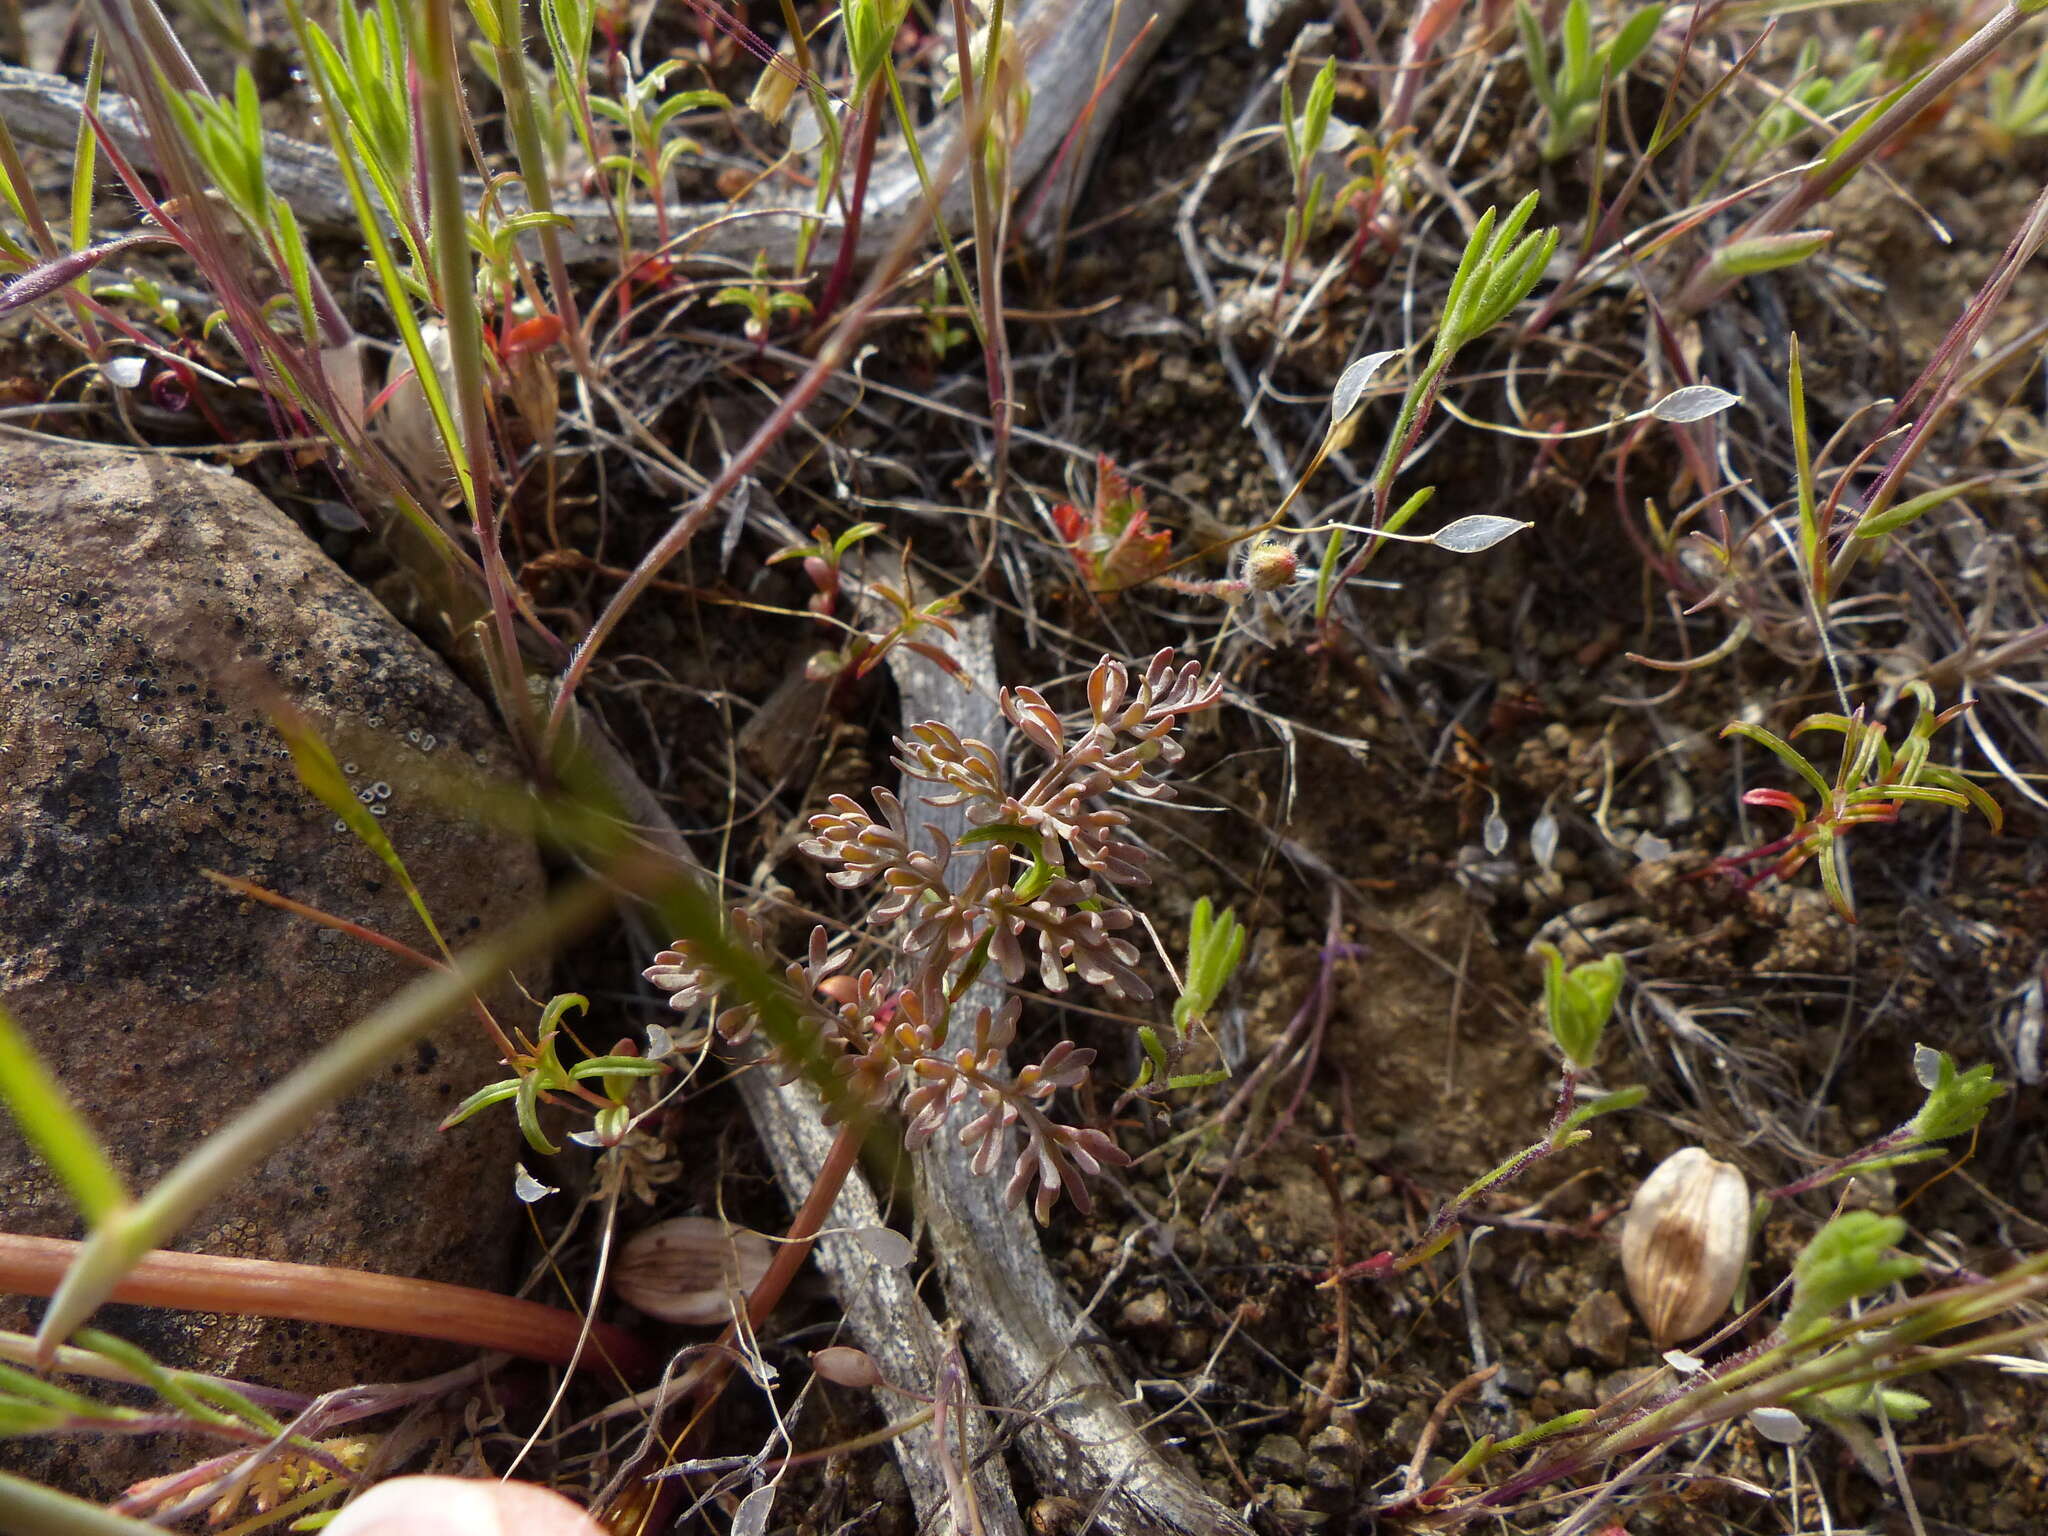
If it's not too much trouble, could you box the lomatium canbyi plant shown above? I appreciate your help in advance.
[645,651,1227,1221]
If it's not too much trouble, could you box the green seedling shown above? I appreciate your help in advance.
[808,0,903,317]
[589,61,728,204]
[300,0,426,270]
[159,64,349,376]
[1761,36,1884,150]
[1541,945,1624,1072]
[714,251,816,340]
[91,272,185,335]
[1272,56,1354,312]
[441,994,668,1156]
[537,0,602,173]
[1716,682,2002,922]
[748,525,968,693]
[948,0,1028,482]
[1517,0,1666,159]
[1305,193,1558,617]
[1766,1045,2004,1199]
[768,519,886,620]
[920,267,971,362]
[1133,898,1246,1095]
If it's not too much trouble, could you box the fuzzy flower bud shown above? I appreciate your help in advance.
[1244,541,1299,593]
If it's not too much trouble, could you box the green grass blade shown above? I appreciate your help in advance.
[0,1472,168,1535]
[0,1002,129,1225]
[1723,720,1834,799]
[273,706,450,958]
[1787,335,1823,603]
[30,879,612,1361]
[66,40,103,292]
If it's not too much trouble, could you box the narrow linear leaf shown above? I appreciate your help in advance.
[1854,479,1984,540]
[1608,4,1666,73]
[1709,229,1832,280]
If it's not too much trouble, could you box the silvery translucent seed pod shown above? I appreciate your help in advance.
[1621,1148,1750,1346]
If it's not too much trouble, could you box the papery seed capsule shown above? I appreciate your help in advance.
[1620,1147,1750,1346]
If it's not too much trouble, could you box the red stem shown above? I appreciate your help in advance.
[0,1233,652,1380]
[744,1119,865,1335]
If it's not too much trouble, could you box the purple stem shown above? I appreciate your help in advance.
[813,77,885,331]
[1384,1068,1581,1275]
[1766,1125,1917,1201]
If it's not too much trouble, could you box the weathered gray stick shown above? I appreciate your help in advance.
[732,1070,1026,1536]
[573,702,1025,1536]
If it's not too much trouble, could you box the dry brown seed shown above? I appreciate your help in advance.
[1620,1147,1750,1346]
[614,1217,772,1326]
[811,1345,883,1389]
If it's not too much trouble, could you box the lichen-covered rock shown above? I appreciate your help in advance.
[0,443,543,1497]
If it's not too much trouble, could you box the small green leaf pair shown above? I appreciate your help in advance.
[1537,944,1624,1071]
[713,253,817,341]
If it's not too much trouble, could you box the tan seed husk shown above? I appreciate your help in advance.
[1620,1147,1750,1346]
[614,1217,773,1326]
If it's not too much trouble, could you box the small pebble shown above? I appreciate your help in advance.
[1118,1289,1172,1331]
